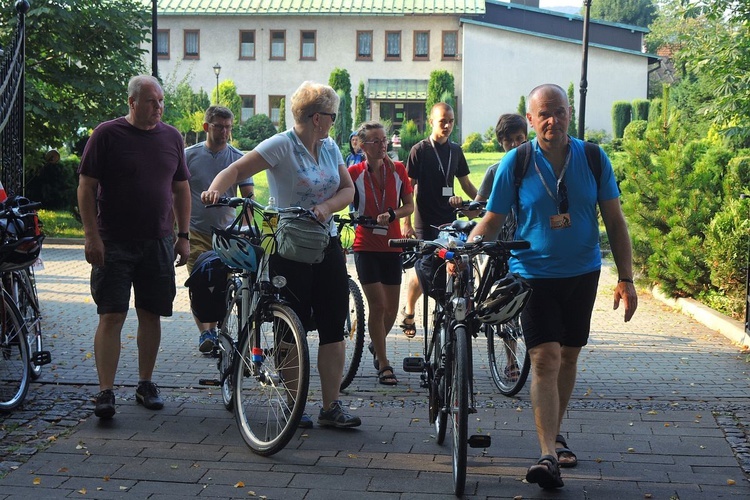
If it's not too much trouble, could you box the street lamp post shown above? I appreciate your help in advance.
[213,63,221,105]
[578,0,593,139]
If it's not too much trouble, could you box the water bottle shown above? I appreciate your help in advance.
[261,197,279,254]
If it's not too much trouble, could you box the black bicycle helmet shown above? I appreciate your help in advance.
[401,250,418,270]
[0,234,44,272]
[211,227,264,271]
[476,272,532,325]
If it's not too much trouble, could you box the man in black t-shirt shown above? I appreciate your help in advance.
[400,103,477,337]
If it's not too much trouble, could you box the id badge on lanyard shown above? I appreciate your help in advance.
[430,138,453,197]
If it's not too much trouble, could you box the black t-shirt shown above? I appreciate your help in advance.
[406,138,469,229]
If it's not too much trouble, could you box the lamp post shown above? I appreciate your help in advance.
[578,0,592,139]
[213,63,221,105]
[151,0,158,79]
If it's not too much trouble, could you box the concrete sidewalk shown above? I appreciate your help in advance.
[1,243,749,499]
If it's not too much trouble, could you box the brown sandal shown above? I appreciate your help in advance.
[399,309,416,338]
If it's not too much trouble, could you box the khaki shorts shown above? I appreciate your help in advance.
[187,230,213,275]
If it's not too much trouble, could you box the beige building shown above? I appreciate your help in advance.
[147,0,656,138]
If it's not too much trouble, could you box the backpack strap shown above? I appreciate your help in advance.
[583,141,602,192]
[513,141,534,213]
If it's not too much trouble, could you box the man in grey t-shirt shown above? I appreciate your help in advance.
[185,106,253,353]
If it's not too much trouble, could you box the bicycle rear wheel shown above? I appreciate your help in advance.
[0,291,30,411]
[340,277,365,391]
[487,317,530,397]
[234,302,309,456]
[218,278,242,411]
[451,325,469,497]
[15,268,43,380]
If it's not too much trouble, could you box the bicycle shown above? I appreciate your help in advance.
[200,196,310,456]
[453,200,531,396]
[332,211,380,390]
[0,196,47,411]
[392,223,530,496]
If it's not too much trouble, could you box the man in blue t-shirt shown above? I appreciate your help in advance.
[469,84,638,490]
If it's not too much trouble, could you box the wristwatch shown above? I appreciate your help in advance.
[177,232,190,241]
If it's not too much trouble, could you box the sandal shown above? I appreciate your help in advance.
[525,454,564,489]
[399,308,417,338]
[504,363,520,382]
[555,434,578,468]
[377,365,398,386]
[368,342,379,371]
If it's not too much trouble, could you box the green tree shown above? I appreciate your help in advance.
[355,81,367,127]
[567,83,577,137]
[517,95,526,116]
[328,68,352,145]
[590,0,657,27]
[426,70,455,120]
[218,80,242,122]
[278,98,286,131]
[0,0,150,168]
[235,114,277,151]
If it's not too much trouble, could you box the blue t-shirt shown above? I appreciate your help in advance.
[486,137,619,278]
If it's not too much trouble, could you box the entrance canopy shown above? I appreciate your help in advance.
[367,79,428,100]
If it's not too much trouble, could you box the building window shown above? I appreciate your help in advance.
[385,31,401,60]
[241,95,255,122]
[184,30,200,59]
[156,30,170,59]
[270,30,286,60]
[239,30,255,60]
[414,31,429,60]
[269,95,284,126]
[357,31,373,61]
[442,31,458,59]
[300,31,316,60]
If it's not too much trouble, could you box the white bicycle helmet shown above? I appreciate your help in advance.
[476,272,532,325]
[211,227,263,271]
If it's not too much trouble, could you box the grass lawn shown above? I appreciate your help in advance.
[40,152,504,238]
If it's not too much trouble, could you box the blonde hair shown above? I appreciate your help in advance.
[291,81,340,123]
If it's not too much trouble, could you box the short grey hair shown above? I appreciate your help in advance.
[128,75,161,100]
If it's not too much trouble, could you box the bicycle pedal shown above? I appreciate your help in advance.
[198,378,221,386]
[468,434,491,448]
[31,350,51,366]
[403,356,425,373]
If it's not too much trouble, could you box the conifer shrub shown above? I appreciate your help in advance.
[632,99,650,121]
[461,132,484,153]
[623,120,648,141]
[611,101,632,139]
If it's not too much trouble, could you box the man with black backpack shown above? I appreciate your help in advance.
[469,84,638,490]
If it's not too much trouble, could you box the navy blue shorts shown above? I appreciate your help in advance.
[520,270,600,349]
[90,236,176,316]
[354,252,402,286]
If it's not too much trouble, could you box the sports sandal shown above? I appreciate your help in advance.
[525,454,564,489]
[504,363,520,382]
[368,342,379,371]
[399,308,417,338]
[555,434,578,468]
[377,365,398,386]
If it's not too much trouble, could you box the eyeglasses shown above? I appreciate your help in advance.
[309,112,337,122]
[209,123,233,132]
[363,138,390,147]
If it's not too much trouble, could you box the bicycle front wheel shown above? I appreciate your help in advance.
[487,317,530,397]
[451,325,469,497]
[340,277,365,391]
[234,302,309,456]
[219,278,242,411]
[16,268,43,380]
[0,291,31,411]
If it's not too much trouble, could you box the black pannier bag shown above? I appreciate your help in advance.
[184,250,229,323]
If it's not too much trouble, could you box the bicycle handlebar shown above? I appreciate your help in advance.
[208,196,319,221]
[333,212,379,229]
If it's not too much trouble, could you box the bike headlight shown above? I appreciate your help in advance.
[271,275,287,289]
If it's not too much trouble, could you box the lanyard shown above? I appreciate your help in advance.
[366,164,387,214]
[429,138,452,187]
[533,148,571,214]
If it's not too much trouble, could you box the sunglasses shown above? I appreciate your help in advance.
[558,180,569,214]
[309,112,337,122]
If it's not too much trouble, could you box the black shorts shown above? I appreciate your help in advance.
[354,252,402,286]
[90,236,176,316]
[520,270,600,349]
[270,238,348,345]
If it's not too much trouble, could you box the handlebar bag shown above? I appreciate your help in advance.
[276,215,331,265]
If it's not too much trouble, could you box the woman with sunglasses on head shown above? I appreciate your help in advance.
[348,121,414,385]
[202,81,360,429]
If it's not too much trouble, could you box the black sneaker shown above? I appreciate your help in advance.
[318,400,361,428]
[94,389,116,419]
[135,381,164,410]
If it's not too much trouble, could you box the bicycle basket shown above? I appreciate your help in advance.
[476,272,532,325]
[0,234,45,272]
[212,226,264,272]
